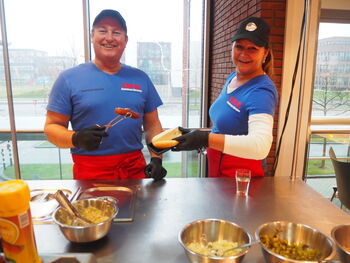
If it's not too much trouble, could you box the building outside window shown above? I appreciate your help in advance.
[0,0,204,180]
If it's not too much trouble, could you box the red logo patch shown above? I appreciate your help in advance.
[228,96,242,109]
[122,83,141,90]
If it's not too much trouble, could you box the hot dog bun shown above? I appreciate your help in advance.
[152,140,179,148]
[151,127,182,148]
[114,108,140,119]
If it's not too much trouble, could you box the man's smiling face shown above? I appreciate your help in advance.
[91,17,128,63]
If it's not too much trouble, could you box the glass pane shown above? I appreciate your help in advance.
[3,0,84,130]
[90,0,191,128]
[305,133,349,204]
[312,23,350,118]
[0,139,15,180]
[188,0,203,128]
[306,133,349,178]
[1,136,73,180]
[90,0,204,177]
[0,26,11,130]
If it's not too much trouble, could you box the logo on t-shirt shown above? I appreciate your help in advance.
[121,83,142,92]
[227,96,242,112]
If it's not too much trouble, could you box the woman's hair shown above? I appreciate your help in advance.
[263,44,274,78]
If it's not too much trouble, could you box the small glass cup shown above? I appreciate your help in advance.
[235,169,251,196]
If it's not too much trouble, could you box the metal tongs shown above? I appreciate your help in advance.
[100,108,140,132]
[103,112,133,132]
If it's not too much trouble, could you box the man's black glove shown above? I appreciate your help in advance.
[144,157,167,181]
[72,125,108,151]
[172,127,209,151]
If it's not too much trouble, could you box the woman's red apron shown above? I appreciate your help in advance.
[72,150,146,180]
[206,148,264,177]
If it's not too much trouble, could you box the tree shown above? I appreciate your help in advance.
[312,72,350,168]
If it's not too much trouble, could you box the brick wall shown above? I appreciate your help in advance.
[208,0,286,175]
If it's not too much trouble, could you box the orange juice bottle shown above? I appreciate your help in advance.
[0,180,41,263]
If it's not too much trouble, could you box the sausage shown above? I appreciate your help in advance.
[114,108,140,119]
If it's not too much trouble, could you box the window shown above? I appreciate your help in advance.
[0,0,205,179]
[305,21,350,200]
[311,23,350,118]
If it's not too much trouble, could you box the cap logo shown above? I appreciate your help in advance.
[245,22,257,32]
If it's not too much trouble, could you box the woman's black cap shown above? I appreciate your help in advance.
[92,9,127,34]
[231,17,270,47]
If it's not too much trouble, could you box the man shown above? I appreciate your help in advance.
[44,9,166,180]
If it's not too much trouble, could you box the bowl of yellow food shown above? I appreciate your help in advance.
[52,198,118,243]
[331,224,350,263]
[178,218,251,263]
[256,221,335,263]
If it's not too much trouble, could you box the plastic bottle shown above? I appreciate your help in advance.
[0,180,42,263]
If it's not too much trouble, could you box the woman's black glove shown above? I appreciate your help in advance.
[72,125,108,151]
[173,127,209,151]
[144,157,167,181]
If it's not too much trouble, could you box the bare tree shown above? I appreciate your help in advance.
[312,72,350,168]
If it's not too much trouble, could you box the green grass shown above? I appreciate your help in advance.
[3,159,330,179]
[306,160,334,175]
[3,164,74,180]
[3,162,198,180]
[310,135,328,143]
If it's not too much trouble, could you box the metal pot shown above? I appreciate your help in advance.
[52,198,118,243]
[331,224,350,263]
[178,218,251,263]
[255,221,336,263]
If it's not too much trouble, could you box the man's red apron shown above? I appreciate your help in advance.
[72,150,146,180]
[206,148,264,177]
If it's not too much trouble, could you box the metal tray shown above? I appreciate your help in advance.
[75,186,138,222]
[30,188,78,223]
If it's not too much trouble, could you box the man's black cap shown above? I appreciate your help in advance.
[231,17,270,47]
[92,9,127,34]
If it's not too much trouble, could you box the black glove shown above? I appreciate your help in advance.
[173,128,209,151]
[72,125,108,151]
[178,126,192,135]
[144,157,167,181]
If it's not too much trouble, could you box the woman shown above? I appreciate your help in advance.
[174,17,278,177]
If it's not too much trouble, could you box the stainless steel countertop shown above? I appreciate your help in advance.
[30,177,350,263]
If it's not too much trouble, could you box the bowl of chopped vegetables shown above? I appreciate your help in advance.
[256,221,335,263]
[52,198,118,243]
[178,218,251,263]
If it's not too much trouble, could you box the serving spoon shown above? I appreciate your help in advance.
[54,190,93,226]
[211,239,260,257]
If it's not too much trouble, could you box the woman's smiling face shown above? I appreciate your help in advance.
[232,39,268,78]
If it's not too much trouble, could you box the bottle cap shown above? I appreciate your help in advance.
[0,180,30,217]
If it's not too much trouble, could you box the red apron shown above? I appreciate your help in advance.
[72,150,146,180]
[207,148,264,177]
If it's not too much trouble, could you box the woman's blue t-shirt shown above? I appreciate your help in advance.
[209,72,278,135]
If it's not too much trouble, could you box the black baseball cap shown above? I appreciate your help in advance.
[231,17,270,47]
[92,9,127,34]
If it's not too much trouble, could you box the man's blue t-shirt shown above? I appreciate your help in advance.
[209,72,278,135]
[47,62,163,156]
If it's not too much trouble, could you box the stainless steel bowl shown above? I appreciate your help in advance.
[178,219,251,263]
[331,224,350,263]
[52,198,118,243]
[255,221,335,263]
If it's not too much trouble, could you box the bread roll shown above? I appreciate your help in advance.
[151,127,182,148]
